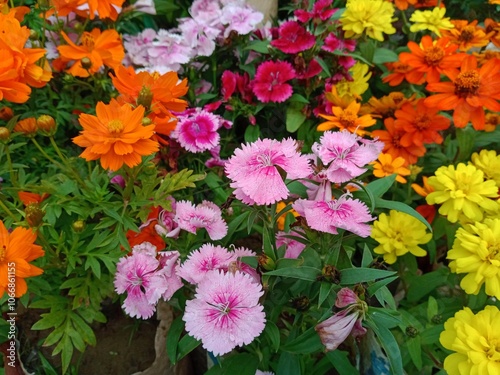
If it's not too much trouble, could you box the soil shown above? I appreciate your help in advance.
[16,301,158,374]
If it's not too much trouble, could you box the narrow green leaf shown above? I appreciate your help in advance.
[365,321,403,375]
[375,197,432,231]
[282,327,323,354]
[373,48,399,64]
[326,350,359,375]
[167,316,185,364]
[407,336,423,370]
[206,353,259,375]
[340,268,396,285]
[277,352,301,375]
[265,266,320,281]
[318,282,335,308]
[176,334,201,362]
[264,321,280,353]
[365,175,396,198]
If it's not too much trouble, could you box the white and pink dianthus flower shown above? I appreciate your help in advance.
[183,270,266,356]
[177,244,234,284]
[312,130,383,184]
[220,4,264,38]
[225,138,312,205]
[174,200,227,240]
[293,193,375,237]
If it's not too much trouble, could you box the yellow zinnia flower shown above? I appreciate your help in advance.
[440,306,500,375]
[447,218,500,298]
[335,62,372,101]
[371,210,431,264]
[426,163,498,223]
[470,149,500,187]
[341,0,397,42]
[409,7,454,37]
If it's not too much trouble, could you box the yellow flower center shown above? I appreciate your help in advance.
[424,46,445,66]
[339,110,357,129]
[108,119,124,134]
[382,164,395,174]
[486,338,500,361]
[454,71,480,97]
[0,244,6,263]
[487,243,500,263]
[81,33,95,49]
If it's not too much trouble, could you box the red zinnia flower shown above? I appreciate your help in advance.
[252,61,296,103]
[271,21,316,54]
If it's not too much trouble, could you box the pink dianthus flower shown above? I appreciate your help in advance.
[174,200,228,240]
[295,0,336,22]
[225,138,312,205]
[312,130,383,183]
[177,244,234,284]
[293,193,374,237]
[220,4,264,38]
[271,21,316,54]
[172,109,221,153]
[183,270,266,356]
[252,61,296,103]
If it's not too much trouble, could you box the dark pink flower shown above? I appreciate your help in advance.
[172,109,220,153]
[295,0,336,23]
[271,21,316,54]
[295,58,323,79]
[252,61,296,103]
[322,32,356,53]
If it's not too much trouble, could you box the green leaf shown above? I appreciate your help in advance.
[373,48,399,64]
[315,56,332,77]
[176,334,200,362]
[375,197,432,232]
[265,266,320,281]
[365,175,396,197]
[264,321,281,353]
[365,321,403,375]
[326,350,359,375]
[406,268,449,302]
[289,94,310,104]
[366,276,398,296]
[277,352,301,375]
[245,40,270,53]
[318,282,335,308]
[286,106,307,133]
[206,353,259,375]
[245,124,260,143]
[167,316,185,364]
[427,296,439,322]
[282,327,323,354]
[340,268,396,285]
[361,244,373,267]
[407,336,423,370]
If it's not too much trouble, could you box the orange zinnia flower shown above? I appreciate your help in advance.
[364,92,416,118]
[318,101,376,135]
[73,99,159,171]
[371,118,426,165]
[0,220,45,298]
[440,20,493,51]
[484,18,500,48]
[57,28,124,77]
[372,153,411,183]
[425,55,500,130]
[383,60,424,86]
[399,36,465,83]
[394,100,451,147]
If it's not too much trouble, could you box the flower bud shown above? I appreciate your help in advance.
[37,115,57,135]
[291,295,310,311]
[0,127,10,142]
[25,203,45,227]
[137,87,153,110]
[321,264,341,284]
[81,57,92,70]
[142,117,153,126]
[405,326,419,338]
[0,106,13,121]
[14,118,38,137]
[29,29,39,41]
[72,220,85,232]
[258,254,275,271]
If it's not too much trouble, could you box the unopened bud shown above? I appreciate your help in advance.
[29,29,39,41]
[137,86,153,110]
[72,220,85,232]
[405,326,419,338]
[0,106,13,121]
[37,115,56,135]
[258,254,275,271]
[14,118,38,137]
[142,117,153,126]
[81,57,92,70]
[0,127,10,141]
[25,203,45,227]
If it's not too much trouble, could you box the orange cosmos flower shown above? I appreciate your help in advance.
[371,118,426,165]
[45,0,82,17]
[57,28,124,77]
[399,36,465,83]
[364,92,417,118]
[425,55,500,130]
[484,112,500,132]
[383,60,424,86]
[318,101,376,136]
[0,220,45,298]
[79,0,125,21]
[372,153,411,183]
[394,100,451,147]
[18,192,49,205]
[440,20,493,51]
[73,99,159,171]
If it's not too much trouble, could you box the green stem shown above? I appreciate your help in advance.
[49,136,86,186]
[4,144,17,187]
[0,196,16,221]
[31,137,65,170]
